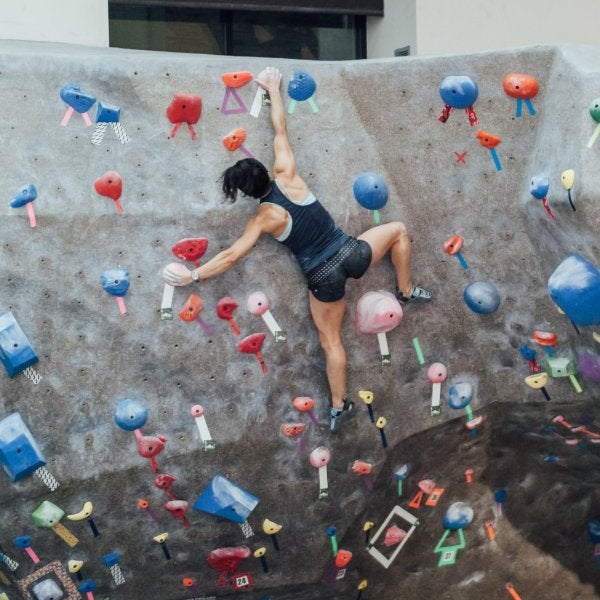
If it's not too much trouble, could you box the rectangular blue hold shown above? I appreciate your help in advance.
[0,412,46,482]
[0,311,38,377]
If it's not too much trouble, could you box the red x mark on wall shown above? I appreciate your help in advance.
[455,151,467,164]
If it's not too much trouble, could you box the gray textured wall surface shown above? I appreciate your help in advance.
[0,40,599,599]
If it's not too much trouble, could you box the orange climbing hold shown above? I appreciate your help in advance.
[222,72,253,88]
[476,130,502,149]
[502,73,539,99]
[443,234,464,256]
[179,294,203,322]
[280,423,306,437]
[223,128,247,152]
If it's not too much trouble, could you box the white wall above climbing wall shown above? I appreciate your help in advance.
[367,0,599,58]
[0,0,109,47]
[414,0,599,57]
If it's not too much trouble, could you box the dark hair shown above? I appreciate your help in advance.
[221,158,270,202]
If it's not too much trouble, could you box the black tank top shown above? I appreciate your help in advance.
[260,181,349,275]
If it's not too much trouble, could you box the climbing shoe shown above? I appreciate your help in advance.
[329,398,355,432]
[396,285,432,304]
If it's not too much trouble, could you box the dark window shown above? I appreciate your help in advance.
[109,4,365,59]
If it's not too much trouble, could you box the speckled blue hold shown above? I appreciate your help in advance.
[548,255,600,326]
[439,76,478,109]
[10,184,37,208]
[60,83,96,113]
[529,174,550,200]
[587,519,600,543]
[101,268,130,297]
[443,502,473,530]
[114,399,148,431]
[287,71,317,102]
[96,101,121,123]
[353,172,389,210]
[463,281,501,314]
[448,382,473,410]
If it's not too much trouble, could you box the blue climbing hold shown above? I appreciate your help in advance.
[0,311,38,378]
[448,383,473,410]
[0,412,46,482]
[443,502,473,530]
[519,345,537,361]
[14,535,32,548]
[439,76,478,109]
[102,551,120,567]
[60,83,96,113]
[10,184,37,208]
[529,174,549,200]
[101,268,130,297]
[463,281,500,314]
[287,71,316,102]
[494,489,507,504]
[78,580,97,593]
[114,399,148,431]
[548,255,600,326]
[96,101,121,123]
[353,172,388,210]
[193,473,259,524]
[587,519,600,543]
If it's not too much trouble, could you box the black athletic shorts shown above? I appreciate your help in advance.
[306,237,372,303]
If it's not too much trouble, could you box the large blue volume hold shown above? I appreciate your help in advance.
[548,254,600,326]
[0,412,46,482]
[0,311,38,377]
[59,83,96,113]
[193,473,259,523]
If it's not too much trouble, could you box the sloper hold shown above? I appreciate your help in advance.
[60,83,96,113]
[0,413,46,482]
[0,311,38,377]
[193,474,259,524]
[114,399,148,431]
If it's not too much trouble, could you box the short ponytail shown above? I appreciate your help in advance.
[221,158,270,202]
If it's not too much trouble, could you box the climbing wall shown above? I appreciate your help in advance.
[0,40,599,599]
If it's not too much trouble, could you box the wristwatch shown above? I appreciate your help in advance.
[190,269,200,282]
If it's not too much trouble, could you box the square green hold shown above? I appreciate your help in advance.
[545,356,576,378]
[32,500,64,528]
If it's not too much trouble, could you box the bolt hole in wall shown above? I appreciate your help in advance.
[108,3,365,59]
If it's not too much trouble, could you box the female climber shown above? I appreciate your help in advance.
[162,66,432,432]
